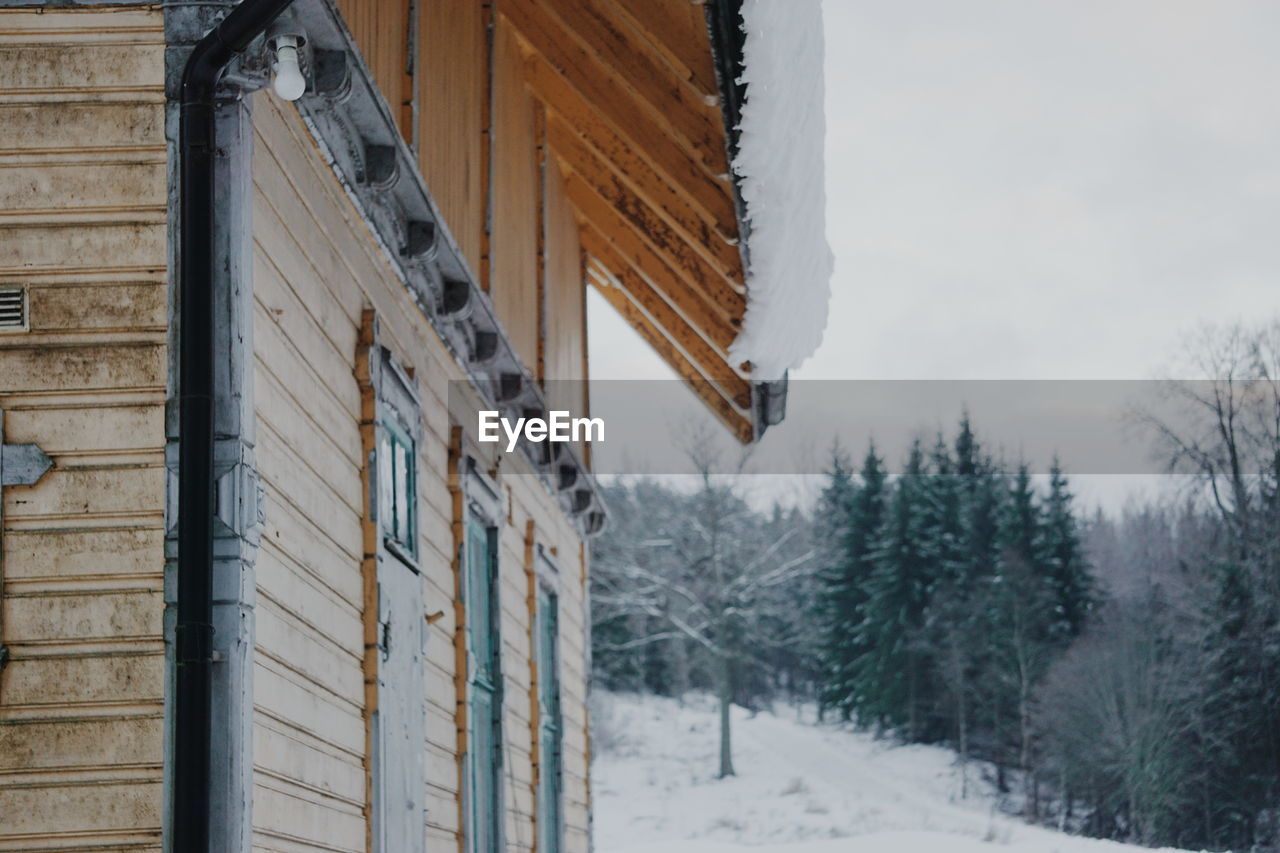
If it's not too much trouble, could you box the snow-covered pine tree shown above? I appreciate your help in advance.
[805,416,1096,798]
[922,434,985,766]
[855,441,936,739]
[817,444,887,720]
[955,416,1003,593]
[989,463,1057,787]
[815,447,857,717]
[1041,459,1092,640]
[921,434,966,586]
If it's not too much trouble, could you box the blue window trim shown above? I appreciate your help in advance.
[378,407,417,561]
[463,504,504,853]
[536,583,564,853]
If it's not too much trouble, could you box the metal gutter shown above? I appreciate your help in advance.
[704,0,789,438]
[174,2,293,848]
[705,0,748,213]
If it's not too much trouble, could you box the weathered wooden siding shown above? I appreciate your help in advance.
[332,0,756,436]
[494,473,591,853]
[335,0,413,139]
[250,92,590,853]
[489,18,541,374]
[419,0,487,280]
[336,0,596,389]
[543,156,587,422]
[0,6,167,851]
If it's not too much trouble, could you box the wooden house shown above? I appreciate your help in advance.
[0,0,828,851]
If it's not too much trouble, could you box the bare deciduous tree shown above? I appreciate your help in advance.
[591,430,815,778]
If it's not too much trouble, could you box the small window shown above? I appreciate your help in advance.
[378,412,417,558]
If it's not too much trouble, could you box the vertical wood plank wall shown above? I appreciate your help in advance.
[0,7,168,850]
[543,157,588,414]
[249,93,590,853]
[419,0,487,280]
[489,17,541,375]
[335,0,414,139]
[416,1,588,388]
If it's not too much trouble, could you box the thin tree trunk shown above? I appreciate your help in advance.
[1019,690,1030,771]
[994,702,1008,793]
[718,662,735,778]
[1201,772,1212,845]
[1058,765,1069,832]
[958,688,969,799]
[907,654,918,742]
[1020,681,1035,819]
[672,636,690,702]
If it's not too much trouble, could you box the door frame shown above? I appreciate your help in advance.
[461,457,505,853]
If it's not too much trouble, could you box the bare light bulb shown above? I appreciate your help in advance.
[272,35,306,101]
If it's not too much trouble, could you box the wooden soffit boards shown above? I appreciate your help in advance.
[502,0,743,276]
[327,0,757,441]
[498,0,756,438]
[501,0,728,177]
[587,257,754,445]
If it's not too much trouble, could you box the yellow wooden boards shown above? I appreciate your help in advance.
[0,7,167,851]
[350,0,756,438]
[251,94,592,853]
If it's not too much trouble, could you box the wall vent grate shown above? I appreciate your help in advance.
[0,286,27,331]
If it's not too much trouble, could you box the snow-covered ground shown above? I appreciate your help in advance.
[591,692,1195,853]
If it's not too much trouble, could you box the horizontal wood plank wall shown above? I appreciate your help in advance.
[0,7,167,851]
[251,93,589,853]
[251,91,368,853]
[419,0,486,279]
[490,17,540,374]
[334,0,412,139]
[494,470,591,853]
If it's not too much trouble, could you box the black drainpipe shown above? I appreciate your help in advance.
[176,1,293,848]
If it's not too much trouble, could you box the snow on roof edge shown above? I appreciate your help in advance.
[729,0,834,381]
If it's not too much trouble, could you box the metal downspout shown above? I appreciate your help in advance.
[175,1,293,847]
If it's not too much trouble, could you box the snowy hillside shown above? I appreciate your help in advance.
[591,693,1194,853]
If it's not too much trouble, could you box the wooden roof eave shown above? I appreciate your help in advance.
[521,50,739,244]
[504,0,787,442]
[547,112,742,279]
[586,258,754,444]
[704,0,794,440]
[258,0,609,535]
[582,231,752,410]
[606,0,723,100]
[501,0,728,178]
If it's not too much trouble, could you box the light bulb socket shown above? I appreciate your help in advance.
[266,31,307,52]
[268,32,308,101]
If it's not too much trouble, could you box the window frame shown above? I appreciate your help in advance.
[461,458,505,853]
[377,405,418,561]
[534,552,564,853]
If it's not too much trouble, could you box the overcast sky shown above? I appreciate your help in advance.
[590,0,1280,382]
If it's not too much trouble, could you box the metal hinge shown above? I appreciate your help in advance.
[0,410,53,488]
[377,583,392,660]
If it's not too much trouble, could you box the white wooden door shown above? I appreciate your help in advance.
[373,556,426,853]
